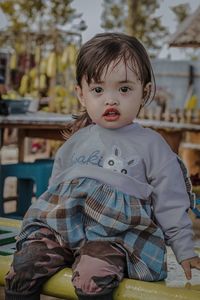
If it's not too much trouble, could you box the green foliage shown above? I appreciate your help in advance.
[0,0,81,49]
[0,0,78,26]
[170,3,190,24]
[101,0,168,57]
[101,0,127,31]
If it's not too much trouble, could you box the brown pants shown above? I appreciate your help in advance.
[5,227,126,298]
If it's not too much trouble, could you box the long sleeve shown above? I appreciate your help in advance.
[150,156,197,263]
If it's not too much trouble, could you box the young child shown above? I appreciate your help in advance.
[5,33,200,300]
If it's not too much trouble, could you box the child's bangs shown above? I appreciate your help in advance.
[123,51,142,82]
[85,48,141,84]
[85,51,119,83]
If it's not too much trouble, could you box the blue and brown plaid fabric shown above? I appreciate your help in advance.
[22,177,167,281]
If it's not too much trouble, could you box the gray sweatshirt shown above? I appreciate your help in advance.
[50,122,197,263]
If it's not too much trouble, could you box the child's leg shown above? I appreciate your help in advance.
[5,227,74,300]
[72,241,126,300]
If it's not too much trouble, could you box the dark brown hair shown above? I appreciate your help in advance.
[63,32,156,139]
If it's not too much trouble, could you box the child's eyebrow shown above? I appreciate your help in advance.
[89,79,137,85]
[118,80,136,84]
[90,79,136,84]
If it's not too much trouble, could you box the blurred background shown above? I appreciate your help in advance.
[0,0,200,195]
[0,0,200,115]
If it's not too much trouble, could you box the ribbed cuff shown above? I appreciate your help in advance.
[4,289,40,300]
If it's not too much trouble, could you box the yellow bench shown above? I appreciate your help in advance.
[0,217,200,300]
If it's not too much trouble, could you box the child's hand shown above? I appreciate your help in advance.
[181,256,200,280]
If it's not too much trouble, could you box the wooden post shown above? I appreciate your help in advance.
[17,129,26,162]
[180,132,200,175]
[157,129,183,154]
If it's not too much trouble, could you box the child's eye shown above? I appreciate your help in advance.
[119,86,131,93]
[92,87,103,94]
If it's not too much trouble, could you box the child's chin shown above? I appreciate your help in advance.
[98,121,121,129]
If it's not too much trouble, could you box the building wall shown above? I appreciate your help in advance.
[152,59,200,109]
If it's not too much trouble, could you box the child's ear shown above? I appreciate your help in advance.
[75,85,86,107]
[142,82,151,103]
[143,82,151,98]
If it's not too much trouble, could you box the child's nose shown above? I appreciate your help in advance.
[105,97,119,106]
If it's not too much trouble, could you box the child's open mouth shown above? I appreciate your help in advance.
[103,108,120,121]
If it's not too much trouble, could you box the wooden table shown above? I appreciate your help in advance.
[137,119,200,154]
[0,112,72,161]
[1,112,200,161]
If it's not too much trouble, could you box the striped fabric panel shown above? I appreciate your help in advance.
[177,156,196,208]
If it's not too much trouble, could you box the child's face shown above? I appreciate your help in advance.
[76,59,148,129]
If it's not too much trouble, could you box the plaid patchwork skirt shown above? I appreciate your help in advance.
[22,177,167,281]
